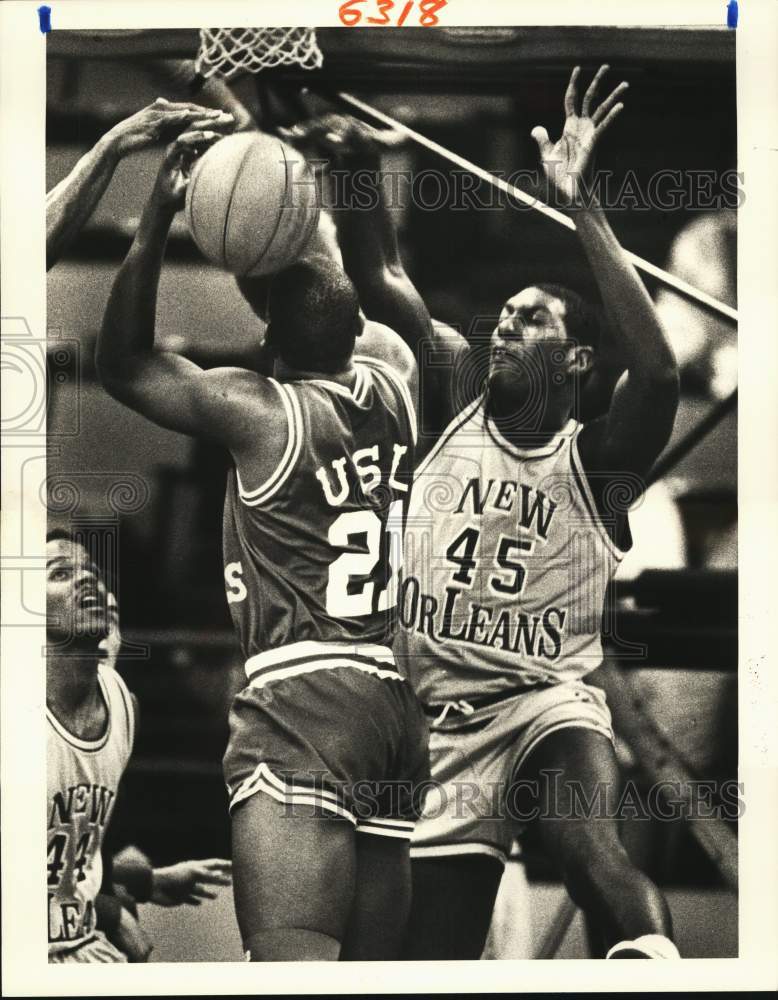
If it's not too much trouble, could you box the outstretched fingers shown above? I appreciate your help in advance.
[563,65,581,117]
[594,102,625,135]
[591,81,629,126]
[564,65,628,126]
[581,64,610,116]
[194,859,233,885]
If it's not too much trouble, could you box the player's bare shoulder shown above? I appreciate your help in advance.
[196,367,291,493]
[197,367,286,434]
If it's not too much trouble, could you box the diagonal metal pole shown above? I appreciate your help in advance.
[335,91,739,326]
[648,389,737,486]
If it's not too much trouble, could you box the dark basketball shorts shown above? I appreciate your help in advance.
[223,641,431,840]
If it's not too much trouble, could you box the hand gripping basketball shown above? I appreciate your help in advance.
[153,130,226,211]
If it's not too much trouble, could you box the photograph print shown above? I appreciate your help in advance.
[42,20,739,966]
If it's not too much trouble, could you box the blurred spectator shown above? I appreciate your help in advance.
[655,210,737,401]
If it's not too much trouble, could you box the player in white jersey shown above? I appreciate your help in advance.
[46,530,231,961]
[47,529,138,962]
[323,70,681,959]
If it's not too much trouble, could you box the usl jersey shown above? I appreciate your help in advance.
[223,356,416,660]
[394,397,626,703]
[47,665,134,956]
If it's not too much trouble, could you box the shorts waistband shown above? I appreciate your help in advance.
[245,640,401,689]
[423,684,545,722]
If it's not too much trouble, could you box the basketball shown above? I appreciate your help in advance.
[185,131,320,277]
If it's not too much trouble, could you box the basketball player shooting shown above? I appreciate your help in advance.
[96,131,430,961]
[46,531,231,962]
[320,67,681,958]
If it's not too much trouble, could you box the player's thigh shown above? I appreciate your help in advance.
[340,833,411,961]
[402,854,504,959]
[231,791,357,942]
[518,726,622,858]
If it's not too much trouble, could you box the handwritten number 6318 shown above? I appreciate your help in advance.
[339,0,448,27]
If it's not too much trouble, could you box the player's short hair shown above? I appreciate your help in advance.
[534,283,601,352]
[266,260,362,374]
[46,528,109,584]
[46,527,79,546]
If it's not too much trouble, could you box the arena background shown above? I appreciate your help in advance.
[46,26,737,960]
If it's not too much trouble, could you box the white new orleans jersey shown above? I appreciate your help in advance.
[47,664,134,957]
[394,397,626,704]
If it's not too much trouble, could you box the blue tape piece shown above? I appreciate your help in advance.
[727,0,738,28]
[38,5,52,33]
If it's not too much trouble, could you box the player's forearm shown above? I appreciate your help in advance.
[46,134,122,270]
[336,157,433,356]
[148,59,256,133]
[97,200,175,389]
[112,853,154,903]
[575,206,677,385]
[336,153,402,277]
[337,151,465,431]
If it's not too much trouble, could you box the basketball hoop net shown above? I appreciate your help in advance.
[194,27,324,81]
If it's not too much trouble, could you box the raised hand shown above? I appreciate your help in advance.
[149,858,232,907]
[278,112,405,166]
[531,65,628,206]
[105,97,235,157]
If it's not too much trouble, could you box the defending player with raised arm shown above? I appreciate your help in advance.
[318,64,678,960]
[46,99,234,271]
[396,64,680,961]
[97,132,430,962]
[290,112,630,460]
[526,64,679,496]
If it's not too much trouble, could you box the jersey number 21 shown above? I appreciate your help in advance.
[326,499,404,617]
